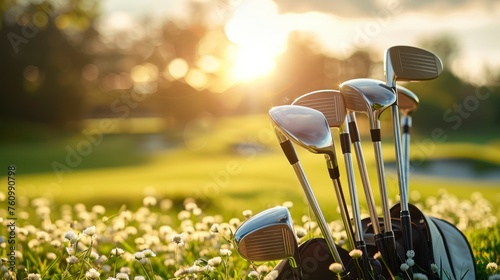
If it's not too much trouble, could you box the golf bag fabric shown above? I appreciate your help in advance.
[391,203,476,280]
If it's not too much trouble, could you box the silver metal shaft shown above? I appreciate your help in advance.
[347,112,381,235]
[401,115,412,208]
[291,162,345,268]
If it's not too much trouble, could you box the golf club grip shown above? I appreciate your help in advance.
[383,231,399,275]
[340,133,351,154]
[328,165,340,180]
[401,210,413,253]
[348,121,360,143]
[370,129,381,142]
[280,140,299,165]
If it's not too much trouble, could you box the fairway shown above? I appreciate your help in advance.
[2,114,499,220]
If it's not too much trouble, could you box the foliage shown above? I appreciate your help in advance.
[0,190,497,279]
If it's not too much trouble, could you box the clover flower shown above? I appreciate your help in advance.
[220,248,232,256]
[242,209,253,219]
[431,263,438,273]
[295,227,307,238]
[111,247,125,257]
[171,233,185,246]
[413,273,428,280]
[248,270,260,278]
[329,262,344,274]
[373,252,382,260]
[64,230,78,244]
[82,225,95,237]
[406,250,415,259]
[257,265,270,274]
[264,270,279,280]
[210,223,219,233]
[66,256,79,264]
[400,263,410,272]
[349,249,363,259]
[208,256,222,267]
[406,258,415,267]
[487,262,498,272]
[27,274,41,280]
[116,272,130,280]
[85,268,100,279]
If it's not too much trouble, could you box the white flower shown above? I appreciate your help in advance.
[406,258,415,267]
[373,251,382,260]
[400,263,410,272]
[67,256,79,264]
[64,230,78,244]
[111,247,125,256]
[171,233,184,246]
[487,262,498,272]
[413,273,428,280]
[116,273,129,280]
[282,201,294,208]
[295,227,307,238]
[349,249,363,259]
[142,249,156,258]
[210,223,219,233]
[134,277,145,280]
[220,248,232,256]
[83,226,96,237]
[85,268,100,279]
[134,252,145,260]
[208,256,222,267]
[329,262,344,274]
[406,250,415,259]
[431,263,438,273]
[243,209,253,219]
[257,265,270,274]
[264,270,279,280]
[248,270,260,278]
[27,274,41,280]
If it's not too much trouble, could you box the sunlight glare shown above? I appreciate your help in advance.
[224,0,287,81]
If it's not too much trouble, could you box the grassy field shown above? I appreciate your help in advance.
[1,114,499,218]
[0,114,499,278]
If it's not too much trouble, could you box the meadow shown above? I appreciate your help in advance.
[0,114,499,279]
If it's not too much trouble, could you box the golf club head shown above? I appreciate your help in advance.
[385,45,443,88]
[269,105,334,156]
[235,206,297,262]
[291,90,347,128]
[397,86,419,116]
[339,78,396,128]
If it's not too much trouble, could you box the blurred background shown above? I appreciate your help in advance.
[0,0,499,216]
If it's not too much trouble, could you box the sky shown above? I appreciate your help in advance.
[101,0,500,85]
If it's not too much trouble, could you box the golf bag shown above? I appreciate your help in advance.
[273,204,476,279]
[388,203,477,280]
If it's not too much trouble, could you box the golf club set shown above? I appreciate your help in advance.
[234,46,476,279]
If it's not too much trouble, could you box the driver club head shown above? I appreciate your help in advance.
[397,86,419,116]
[235,206,298,263]
[269,105,334,156]
[385,45,443,88]
[339,78,396,129]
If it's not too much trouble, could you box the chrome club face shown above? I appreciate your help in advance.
[269,105,334,157]
[340,78,396,129]
[235,206,298,263]
[397,86,419,116]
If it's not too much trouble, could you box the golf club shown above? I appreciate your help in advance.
[340,78,399,274]
[292,90,373,279]
[235,206,302,280]
[397,85,419,194]
[384,45,443,260]
[269,105,347,272]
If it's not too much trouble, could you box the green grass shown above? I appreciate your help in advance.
[1,114,499,219]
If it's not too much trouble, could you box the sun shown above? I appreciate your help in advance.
[230,43,276,81]
[223,0,287,82]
